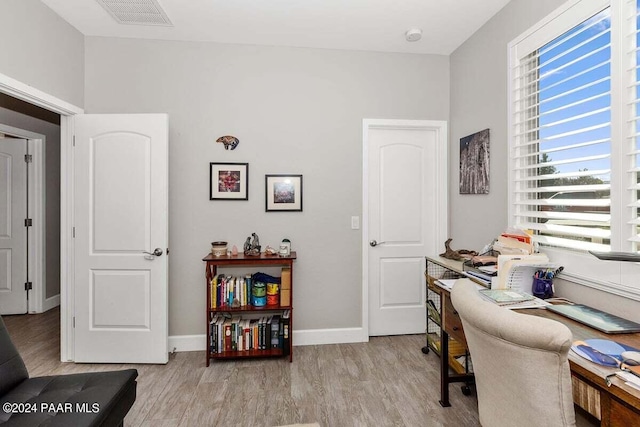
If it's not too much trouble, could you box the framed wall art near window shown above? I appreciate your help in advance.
[210,162,249,200]
[460,128,490,195]
[265,174,303,212]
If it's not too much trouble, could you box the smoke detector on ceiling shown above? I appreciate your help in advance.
[405,28,422,42]
[95,0,173,26]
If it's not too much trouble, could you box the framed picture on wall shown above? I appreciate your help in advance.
[210,162,249,200]
[265,174,303,212]
[459,128,490,194]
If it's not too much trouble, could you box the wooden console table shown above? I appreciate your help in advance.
[425,255,640,426]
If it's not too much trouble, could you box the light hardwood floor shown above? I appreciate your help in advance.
[4,309,596,427]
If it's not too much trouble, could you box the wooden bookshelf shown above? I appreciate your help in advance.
[203,251,296,366]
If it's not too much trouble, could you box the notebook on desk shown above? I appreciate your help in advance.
[546,304,640,334]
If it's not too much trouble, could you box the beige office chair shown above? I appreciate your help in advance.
[450,279,576,427]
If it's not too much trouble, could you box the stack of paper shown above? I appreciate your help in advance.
[492,234,533,255]
[615,370,640,391]
[494,254,560,293]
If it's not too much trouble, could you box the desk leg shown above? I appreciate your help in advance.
[439,330,451,407]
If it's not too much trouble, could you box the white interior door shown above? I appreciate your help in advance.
[74,114,168,363]
[0,138,28,315]
[365,120,448,336]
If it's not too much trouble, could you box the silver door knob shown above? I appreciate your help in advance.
[370,240,379,247]
[143,248,163,257]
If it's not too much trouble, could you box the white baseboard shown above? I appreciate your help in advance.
[293,327,368,346]
[42,294,60,312]
[168,327,368,353]
[168,334,206,352]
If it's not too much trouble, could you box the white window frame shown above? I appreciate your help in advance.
[508,0,640,301]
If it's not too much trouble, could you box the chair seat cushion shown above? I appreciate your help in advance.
[0,369,138,427]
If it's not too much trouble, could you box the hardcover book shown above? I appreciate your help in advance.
[479,289,534,305]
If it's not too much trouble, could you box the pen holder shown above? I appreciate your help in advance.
[532,277,553,299]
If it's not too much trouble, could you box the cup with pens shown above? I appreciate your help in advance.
[532,267,562,299]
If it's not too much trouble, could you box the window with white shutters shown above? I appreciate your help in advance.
[509,0,640,297]
[511,7,612,252]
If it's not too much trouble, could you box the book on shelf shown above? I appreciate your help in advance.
[271,315,281,348]
[224,320,232,352]
[479,288,534,305]
[243,320,250,351]
[282,310,291,356]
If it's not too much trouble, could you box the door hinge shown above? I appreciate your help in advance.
[72,227,75,238]
[73,317,75,328]
[24,154,32,163]
[73,135,76,147]
[24,282,32,291]
[24,218,32,227]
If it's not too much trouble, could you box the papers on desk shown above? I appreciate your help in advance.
[615,371,640,391]
[436,279,458,290]
[493,254,561,294]
[502,298,550,309]
[436,279,485,292]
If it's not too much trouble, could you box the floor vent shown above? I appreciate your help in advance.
[95,0,173,26]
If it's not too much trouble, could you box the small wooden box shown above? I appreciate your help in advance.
[280,289,291,307]
[281,267,291,290]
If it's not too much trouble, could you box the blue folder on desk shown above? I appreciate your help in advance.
[571,339,640,366]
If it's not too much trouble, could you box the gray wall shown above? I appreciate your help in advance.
[0,0,84,108]
[449,0,565,251]
[84,37,450,336]
[449,0,640,321]
[0,0,73,308]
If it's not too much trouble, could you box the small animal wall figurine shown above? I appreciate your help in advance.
[216,135,240,150]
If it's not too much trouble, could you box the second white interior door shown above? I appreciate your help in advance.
[366,120,448,336]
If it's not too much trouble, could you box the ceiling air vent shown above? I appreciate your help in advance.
[95,0,173,26]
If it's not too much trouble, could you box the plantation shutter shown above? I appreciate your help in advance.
[628,0,640,250]
[511,7,612,252]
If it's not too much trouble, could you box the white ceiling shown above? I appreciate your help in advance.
[40,0,511,55]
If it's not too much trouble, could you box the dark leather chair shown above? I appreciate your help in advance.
[0,315,137,426]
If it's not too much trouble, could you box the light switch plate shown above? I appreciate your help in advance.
[351,216,360,230]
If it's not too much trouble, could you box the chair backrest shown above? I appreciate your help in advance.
[450,279,576,427]
[0,315,29,396]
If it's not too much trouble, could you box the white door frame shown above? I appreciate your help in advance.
[0,125,50,314]
[362,119,449,338]
[0,72,83,361]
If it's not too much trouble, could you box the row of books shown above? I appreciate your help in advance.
[209,310,290,354]
[210,274,277,309]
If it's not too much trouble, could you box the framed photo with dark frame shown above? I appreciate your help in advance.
[265,174,303,212]
[210,162,249,200]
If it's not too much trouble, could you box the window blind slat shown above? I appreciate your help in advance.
[530,235,609,252]
[513,169,611,181]
[521,222,611,239]
[514,183,610,192]
[514,211,611,223]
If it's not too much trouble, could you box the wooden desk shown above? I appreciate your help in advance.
[425,256,640,427]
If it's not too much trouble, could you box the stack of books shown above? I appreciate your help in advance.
[478,289,534,306]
